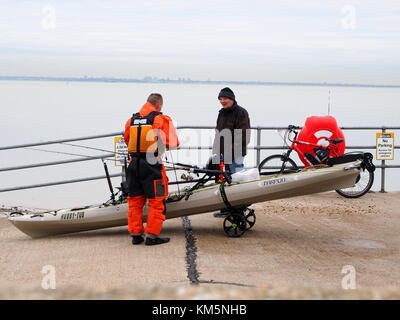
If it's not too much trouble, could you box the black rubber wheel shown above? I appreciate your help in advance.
[258,154,299,176]
[244,209,256,230]
[335,169,374,198]
[223,214,247,237]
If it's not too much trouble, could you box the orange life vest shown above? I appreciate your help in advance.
[127,111,161,155]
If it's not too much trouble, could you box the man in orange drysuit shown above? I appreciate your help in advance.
[124,93,179,246]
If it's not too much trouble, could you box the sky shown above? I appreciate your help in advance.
[0,0,400,84]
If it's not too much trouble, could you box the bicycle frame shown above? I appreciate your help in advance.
[283,128,342,168]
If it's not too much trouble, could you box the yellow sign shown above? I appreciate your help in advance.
[376,132,394,160]
[114,136,128,167]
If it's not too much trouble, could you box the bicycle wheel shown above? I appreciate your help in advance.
[258,154,299,176]
[335,169,374,198]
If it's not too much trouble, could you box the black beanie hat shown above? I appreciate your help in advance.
[218,87,235,101]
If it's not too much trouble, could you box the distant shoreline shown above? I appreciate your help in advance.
[1,75,399,88]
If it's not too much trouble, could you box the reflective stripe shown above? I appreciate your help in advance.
[133,119,147,125]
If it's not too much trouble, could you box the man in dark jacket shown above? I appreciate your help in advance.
[212,87,251,218]
[212,87,251,173]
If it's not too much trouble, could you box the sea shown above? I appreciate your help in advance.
[0,80,399,209]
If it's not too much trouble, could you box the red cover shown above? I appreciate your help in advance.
[294,116,345,167]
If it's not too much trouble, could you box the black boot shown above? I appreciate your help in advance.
[131,235,144,245]
[145,237,170,246]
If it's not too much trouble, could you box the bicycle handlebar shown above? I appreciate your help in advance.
[285,125,301,143]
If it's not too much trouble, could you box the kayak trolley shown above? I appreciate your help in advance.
[223,206,256,238]
[166,163,258,238]
[218,181,256,237]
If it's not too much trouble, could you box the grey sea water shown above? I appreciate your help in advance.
[1,80,399,209]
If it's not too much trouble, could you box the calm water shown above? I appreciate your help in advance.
[1,80,399,209]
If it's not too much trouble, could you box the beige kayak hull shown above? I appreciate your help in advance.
[9,161,361,238]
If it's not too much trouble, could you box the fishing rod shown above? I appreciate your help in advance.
[59,142,132,172]
[101,158,116,204]
[26,144,230,183]
[25,146,123,203]
[28,142,231,200]
[167,150,182,196]
[57,142,206,176]
[24,147,115,161]
[60,142,128,156]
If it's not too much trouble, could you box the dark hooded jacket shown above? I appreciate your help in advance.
[212,102,251,164]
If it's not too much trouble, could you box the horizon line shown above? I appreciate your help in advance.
[1,75,399,89]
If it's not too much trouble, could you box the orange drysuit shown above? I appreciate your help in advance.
[124,102,179,237]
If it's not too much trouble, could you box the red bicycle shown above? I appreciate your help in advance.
[258,125,375,198]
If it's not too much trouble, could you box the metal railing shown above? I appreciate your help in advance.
[0,126,399,193]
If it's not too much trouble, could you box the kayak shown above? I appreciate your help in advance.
[9,160,362,238]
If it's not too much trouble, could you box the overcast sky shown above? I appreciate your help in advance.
[0,0,399,84]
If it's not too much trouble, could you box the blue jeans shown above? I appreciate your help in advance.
[227,157,244,174]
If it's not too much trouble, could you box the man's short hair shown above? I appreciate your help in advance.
[147,93,163,106]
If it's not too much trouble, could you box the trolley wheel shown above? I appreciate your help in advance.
[223,214,247,237]
[244,209,256,230]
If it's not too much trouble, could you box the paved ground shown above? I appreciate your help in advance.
[1,191,399,299]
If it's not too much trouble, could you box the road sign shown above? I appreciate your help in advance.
[376,133,394,160]
[114,136,128,167]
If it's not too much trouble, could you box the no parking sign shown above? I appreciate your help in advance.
[114,136,128,166]
[376,133,394,160]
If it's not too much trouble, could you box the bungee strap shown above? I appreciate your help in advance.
[219,182,233,210]
[9,211,24,217]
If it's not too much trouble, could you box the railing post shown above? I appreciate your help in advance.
[380,127,386,193]
[256,127,261,167]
